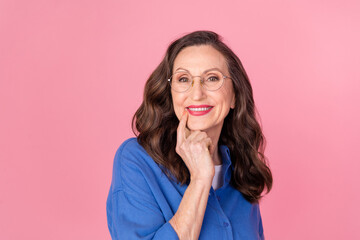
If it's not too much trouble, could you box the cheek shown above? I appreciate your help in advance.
[171,93,185,120]
[217,88,234,107]
[221,84,235,108]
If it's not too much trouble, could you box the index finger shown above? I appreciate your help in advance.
[177,110,189,142]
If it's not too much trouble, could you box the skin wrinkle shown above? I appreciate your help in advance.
[127,31,273,239]
[133,30,272,205]
[167,45,236,239]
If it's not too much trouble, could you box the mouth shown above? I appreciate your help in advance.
[186,105,213,116]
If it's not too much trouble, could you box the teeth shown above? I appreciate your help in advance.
[188,107,212,111]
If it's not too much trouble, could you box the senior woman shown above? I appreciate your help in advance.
[106,31,272,240]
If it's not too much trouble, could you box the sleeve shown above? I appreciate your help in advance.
[106,140,179,240]
[108,190,179,240]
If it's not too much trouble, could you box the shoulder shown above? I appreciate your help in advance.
[115,137,145,156]
[110,138,159,194]
[113,137,151,172]
[113,137,153,166]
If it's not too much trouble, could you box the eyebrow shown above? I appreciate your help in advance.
[174,67,224,74]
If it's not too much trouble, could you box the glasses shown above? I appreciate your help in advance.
[168,69,231,93]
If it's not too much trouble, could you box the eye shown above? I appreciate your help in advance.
[206,75,220,82]
[177,76,190,83]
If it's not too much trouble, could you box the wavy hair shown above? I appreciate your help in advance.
[132,31,272,203]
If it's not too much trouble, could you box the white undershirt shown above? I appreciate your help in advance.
[212,164,224,190]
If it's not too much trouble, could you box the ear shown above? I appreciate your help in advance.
[230,94,235,109]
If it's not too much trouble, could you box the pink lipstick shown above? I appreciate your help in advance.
[186,105,213,116]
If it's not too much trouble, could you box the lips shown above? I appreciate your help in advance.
[186,105,213,116]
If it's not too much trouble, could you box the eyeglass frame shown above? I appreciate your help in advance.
[167,68,232,93]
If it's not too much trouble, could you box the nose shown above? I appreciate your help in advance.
[189,76,206,100]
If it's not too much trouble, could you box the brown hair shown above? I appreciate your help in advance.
[132,31,272,203]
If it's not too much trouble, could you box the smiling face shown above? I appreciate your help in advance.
[171,45,235,137]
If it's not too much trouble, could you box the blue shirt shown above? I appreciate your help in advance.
[106,138,264,240]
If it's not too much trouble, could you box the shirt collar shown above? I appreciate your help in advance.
[219,145,233,184]
[219,145,232,167]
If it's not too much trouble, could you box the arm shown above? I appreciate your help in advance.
[106,139,179,240]
[169,111,215,239]
[107,109,215,240]
[169,178,212,239]
[108,190,179,240]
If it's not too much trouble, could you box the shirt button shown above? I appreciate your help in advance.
[223,222,229,227]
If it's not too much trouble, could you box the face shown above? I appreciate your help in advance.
[171,45,235,137]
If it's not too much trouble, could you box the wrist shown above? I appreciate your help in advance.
[190,176,213,187]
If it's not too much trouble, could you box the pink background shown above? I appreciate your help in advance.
[1,0,359,239]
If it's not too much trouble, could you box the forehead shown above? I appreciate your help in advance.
[173,45,228,74]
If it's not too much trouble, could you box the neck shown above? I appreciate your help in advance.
[212,147,222,165]
[204,127,222,165]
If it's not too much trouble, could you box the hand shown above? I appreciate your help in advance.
[176,111,215,182]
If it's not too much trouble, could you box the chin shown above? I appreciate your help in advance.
[187,121,208,131]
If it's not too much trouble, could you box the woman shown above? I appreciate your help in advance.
[106,31,272,240]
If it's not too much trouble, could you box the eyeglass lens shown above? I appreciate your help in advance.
[170,70,224,92]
